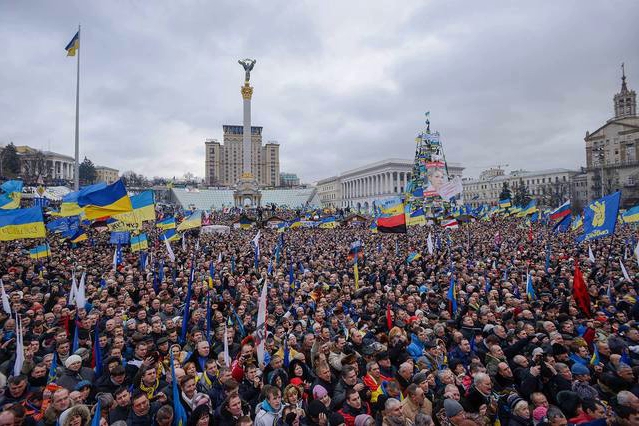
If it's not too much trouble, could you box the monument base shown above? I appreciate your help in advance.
[234,176,262,208]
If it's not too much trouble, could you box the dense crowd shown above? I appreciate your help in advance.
[0,212,638,426]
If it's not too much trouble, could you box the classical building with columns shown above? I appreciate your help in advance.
[316,159,465,210]
[340,159,413,210]
[10,145,76,183]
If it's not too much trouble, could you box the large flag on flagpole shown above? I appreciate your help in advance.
[66,27,81,190]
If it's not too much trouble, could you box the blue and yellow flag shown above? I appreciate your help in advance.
[406,251,422,263]
[590,345,600,366]
[578,192,621,242]
[130,233,148,252]
[447,275,458,314]
[526,273,536,300]
[69,229,88,243]
[520,200,538,216]
[277,222,288,233]
[177,211,202,231]
[112,190,156,225]
[406,207,426,227]
[319,216,338,229]
[499,198,512,208]
[161,228,179,242]
[58,183,107,217]
[157,217,176,230]
[289,217,302,228]
[65,31,79,56]
[77,180,133,220]
[0,180,23,210]
[571,215,583,231]
[29,244,51,259]
[0,207,46,241]
[370,220,378,233]
[621,205,639,223]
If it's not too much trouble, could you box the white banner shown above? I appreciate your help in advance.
[438,176,463,200]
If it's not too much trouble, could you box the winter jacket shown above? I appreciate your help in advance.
[254,400,284,426]
[406,334,425,360]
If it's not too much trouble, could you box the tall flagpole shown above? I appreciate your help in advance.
[74,24,81,191]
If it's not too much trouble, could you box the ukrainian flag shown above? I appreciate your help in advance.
[65,31,79,56]
[407,208,426,227]
[177,211,202,231]
[29,244,51,259]
[77,180,133,220]
[130,234,148,252]
[113,190,156,225]
[161,228,179,242]
[239,216,252,230]
[277,222,288,233]
[157,217,176,230]
[289,218,302,229]
[520,200,538,216]
[406,252,422,263]
[572,215,583,231]
[319,216,338,229]
[370,220,378,233]
[69,229,88,243]
[499,198,511,208]
[59,183,107,218]
[0,180,23,210]
[622,205,639,223]
[0,207,46,241]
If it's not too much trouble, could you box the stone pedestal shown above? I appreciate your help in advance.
[234,173,262,208]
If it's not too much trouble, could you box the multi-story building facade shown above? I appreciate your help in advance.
[0,145,75,184]
[340,159,414,211]
[463,167,580,208]
[584,66,639,206]
[316,176,341,208]
[204,125,280,188]
[95,166,119,184]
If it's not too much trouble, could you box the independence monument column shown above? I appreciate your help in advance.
[234,58,262,208]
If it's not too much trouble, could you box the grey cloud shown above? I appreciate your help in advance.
[1,1,638,182]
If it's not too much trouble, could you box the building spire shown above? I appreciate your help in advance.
[621,62,628,93]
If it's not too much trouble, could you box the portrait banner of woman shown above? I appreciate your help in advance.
[424,162,448,197]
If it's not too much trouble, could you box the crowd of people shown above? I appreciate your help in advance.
[0,210,638,426]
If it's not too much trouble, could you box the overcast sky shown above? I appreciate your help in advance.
[2,1,638,182]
